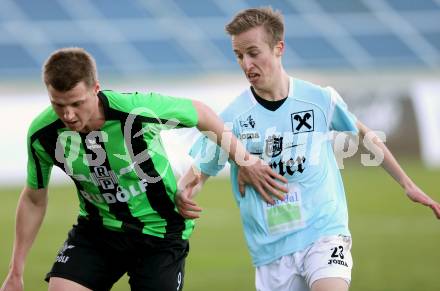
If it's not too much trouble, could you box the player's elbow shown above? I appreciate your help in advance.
[21,186,48,207]
[193,100,215,132]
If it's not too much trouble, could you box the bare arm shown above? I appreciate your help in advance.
[175,166,209,219]
[357,121,440,219]
[193,100,252,165]
[191,101,288,202]
[1,186,48,291]
[175,101,289,218]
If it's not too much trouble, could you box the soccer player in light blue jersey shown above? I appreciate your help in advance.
[176,7,440,291]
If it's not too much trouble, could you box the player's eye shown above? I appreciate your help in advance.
[72,101,84,107]
[249,51,259,57]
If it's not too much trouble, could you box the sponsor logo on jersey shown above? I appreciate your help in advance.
[90,166,118,190]
[239,115,256,129]
[265,191,300,208]
[264,133,304,158]
[269,156,306,177]
[79,179,149,205]
[291,110,314,134]
[239,132,260,140]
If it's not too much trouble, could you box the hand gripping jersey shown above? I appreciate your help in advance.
[191,78,358,266]
[27,91,198,240]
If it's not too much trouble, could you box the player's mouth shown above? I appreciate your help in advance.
[65,120,79,127]
[247,73,260,83]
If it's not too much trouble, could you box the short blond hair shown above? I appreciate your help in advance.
[43,47,97,92]
[225,7,284,48]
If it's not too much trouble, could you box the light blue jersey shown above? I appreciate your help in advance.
[190,77,358,266]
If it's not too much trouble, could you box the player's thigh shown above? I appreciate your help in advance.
[303,235,353,289]
[128,239,189,291]
[311,277,349,291]
[48,277,92,291]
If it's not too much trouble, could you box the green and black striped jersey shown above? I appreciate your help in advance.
[26,90,198,240]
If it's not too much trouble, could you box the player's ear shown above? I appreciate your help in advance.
[94,82,101,94]
[274,40,284,57]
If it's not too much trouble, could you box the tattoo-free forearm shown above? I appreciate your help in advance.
[8,187,48,276]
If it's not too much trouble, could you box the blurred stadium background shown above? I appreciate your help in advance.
[0,0,439,290]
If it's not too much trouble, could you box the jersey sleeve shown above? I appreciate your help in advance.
[104,90,199,129]
[26,132,53,189]
[132,92,198,129]
[189,111,233,177]
[327,87,358,133]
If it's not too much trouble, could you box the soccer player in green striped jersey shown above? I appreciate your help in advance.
[0,47,287,291]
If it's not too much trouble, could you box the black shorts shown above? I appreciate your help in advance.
[45,222,189,291]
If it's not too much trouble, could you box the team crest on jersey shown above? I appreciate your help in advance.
[239,115,256,129]
[291,110,314,134]
[265,134,283,157]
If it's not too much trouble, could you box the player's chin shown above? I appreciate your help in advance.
[247,77,260,87]
[248,77,264,89]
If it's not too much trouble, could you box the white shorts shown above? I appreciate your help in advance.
[255,235,353,291]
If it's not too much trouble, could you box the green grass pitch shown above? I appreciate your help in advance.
[1,160,439,291]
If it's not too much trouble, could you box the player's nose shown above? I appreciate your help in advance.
[63,107,75,121]
[242,55,254,70]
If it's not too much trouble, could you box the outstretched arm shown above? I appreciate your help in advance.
[357,121,440,219]
[1,186,48,291]
[193,100,255,165]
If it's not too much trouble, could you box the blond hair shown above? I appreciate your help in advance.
[225,7,284,48]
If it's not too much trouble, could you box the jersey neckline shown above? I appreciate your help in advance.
[248,77,296,114]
